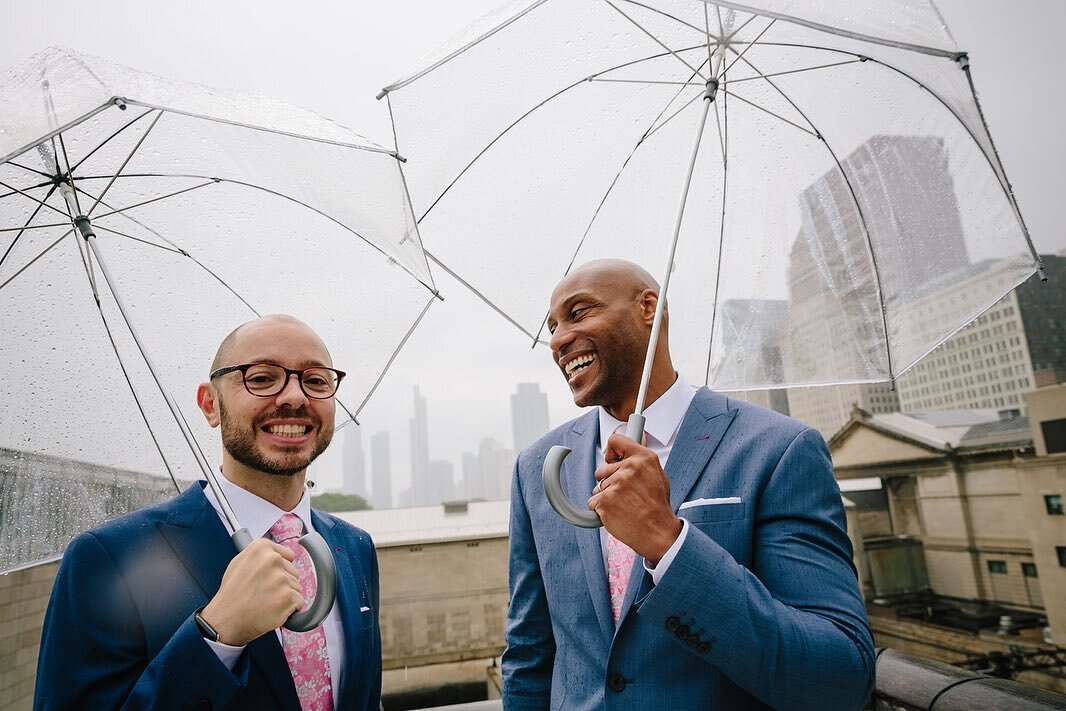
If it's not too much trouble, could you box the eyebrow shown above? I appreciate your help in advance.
[244,358,332,369]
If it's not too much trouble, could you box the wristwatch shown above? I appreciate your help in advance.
[194,606,221,643]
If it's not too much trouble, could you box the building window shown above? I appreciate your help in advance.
[1058,547,1066,568]
[1047,495,1065,516]
[987,560,1007,574]
[1043,419,1066,455]
[1022,563,1038,578]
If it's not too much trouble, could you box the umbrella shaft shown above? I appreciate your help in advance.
[634,78,717,419]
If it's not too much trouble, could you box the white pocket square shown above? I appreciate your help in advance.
[679,496,741,510]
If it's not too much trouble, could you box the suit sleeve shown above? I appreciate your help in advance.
[636,427,876,710]
[34,530,248,711]
[501,456,555,710]
[366,536,383,711]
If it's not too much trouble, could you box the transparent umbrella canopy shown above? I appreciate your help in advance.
[380,0,1043,527]
[0,48,439,573]
[380,0,1042,391]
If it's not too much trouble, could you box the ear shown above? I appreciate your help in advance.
[197,382,221,428]
[638,288,659,324]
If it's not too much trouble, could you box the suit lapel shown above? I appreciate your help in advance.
[566,412,616,643]
[313,510,363,710]
[617,388,737,626]
[158,482,299,711]
[664,388,737,512]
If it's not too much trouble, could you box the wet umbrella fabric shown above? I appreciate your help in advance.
[380,0,1042,526]
[0,48,439,574]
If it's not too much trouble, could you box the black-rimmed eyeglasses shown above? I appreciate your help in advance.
[209,363,346,399]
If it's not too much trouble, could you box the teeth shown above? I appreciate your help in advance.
[268,424,308,437]
[565,354,594,376]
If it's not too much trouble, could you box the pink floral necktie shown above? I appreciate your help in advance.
[268,513,334,711]
[606,532,636,622]
[606,423,637,623]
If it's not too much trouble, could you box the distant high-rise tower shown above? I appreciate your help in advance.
[479,438,514,501]
[511,382,550,453]
[429,460,455,504]
[409,386,430,506]
[342,424,367,497]
[370,431,392,510]
[461,452,481,500]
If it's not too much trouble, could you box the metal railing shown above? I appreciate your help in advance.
[405,648,1066,711]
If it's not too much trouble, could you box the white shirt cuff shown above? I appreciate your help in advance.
[644,518,689,586]
[205,637,246,670]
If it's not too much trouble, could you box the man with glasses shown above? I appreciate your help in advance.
[35,315,381,711]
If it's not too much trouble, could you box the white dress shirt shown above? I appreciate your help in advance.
[203,472,346,706]
[597,373,697,586]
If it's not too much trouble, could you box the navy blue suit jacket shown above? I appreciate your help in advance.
[34,482,381,711]
[503,388,875,710]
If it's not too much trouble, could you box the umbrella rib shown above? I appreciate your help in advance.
[0,179,70,220]
[589,78,706,87]
[65,170,439,296]
[642,90,706,142]
[717,87,818,137]
[604,0,707,80]
[353,294,439,418]
[731,52,895,380]
[56,133,83,216]
[0,184,59,272]
[0,229,73,293]
[70,237,182,493]
[87,110,164,217]
[69,181,263,315]
[91,224,186,255]
[71,107,157,173]
[704,88,730,386]
[92,179,220,220]
[4,160,53,180]
[721,18,776,77]
[726,59,862,84]
[425,250,542,344]
[0,222,72,233]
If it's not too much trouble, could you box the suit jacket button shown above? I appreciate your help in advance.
[686,634,700,647]
[675,624,690,639]
[698,641,712,655]
[666,616,679,631]
[608,673,626,692]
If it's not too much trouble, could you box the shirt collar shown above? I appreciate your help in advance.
[598,373,697,451]
[204,469,314,539]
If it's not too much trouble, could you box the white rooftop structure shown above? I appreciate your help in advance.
[336,500,510,548]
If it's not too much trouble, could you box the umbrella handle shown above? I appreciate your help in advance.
[230,528,338,632]
[543,446,602,528]
[543,413,647,529]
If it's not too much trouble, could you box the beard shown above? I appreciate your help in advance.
[571,325,649,410]
[218,399,333,477]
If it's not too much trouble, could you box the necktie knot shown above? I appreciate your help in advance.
[268,512,304,544]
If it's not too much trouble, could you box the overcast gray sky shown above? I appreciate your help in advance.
[3,1,1063,497]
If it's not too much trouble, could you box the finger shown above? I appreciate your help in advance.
[594,462,619,483]
[606,432,647,457]
[269,542,297,561]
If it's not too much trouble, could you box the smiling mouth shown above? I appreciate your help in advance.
[564,353,595,381]
[265,424,310,438]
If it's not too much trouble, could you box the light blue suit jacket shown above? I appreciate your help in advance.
[35,482,381,711]
[503,388,874,710]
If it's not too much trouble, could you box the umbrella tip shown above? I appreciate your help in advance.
[376,89,388,100]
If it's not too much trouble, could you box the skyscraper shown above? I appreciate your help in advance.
[409,386,430,506]
[429,459,455,504]
[342,424,367,497]
[479,437,514,501]
[461,451,482,500]
[370,431,392,510]
[511,382,550,453]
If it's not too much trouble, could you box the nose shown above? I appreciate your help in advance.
[549,321,573,359]
[275,372,309,408]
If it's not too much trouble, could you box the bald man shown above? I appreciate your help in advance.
[36,315,381,711]
[503,260,874,710]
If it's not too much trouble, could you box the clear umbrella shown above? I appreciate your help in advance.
[380,0,1042,526]
[0,47,440,605]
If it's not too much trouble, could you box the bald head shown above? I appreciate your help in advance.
[561,258,659,295]
[210,314,331,374]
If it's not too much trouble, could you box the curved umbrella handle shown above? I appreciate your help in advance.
[230,528,338,632]
[543,445,603,528]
